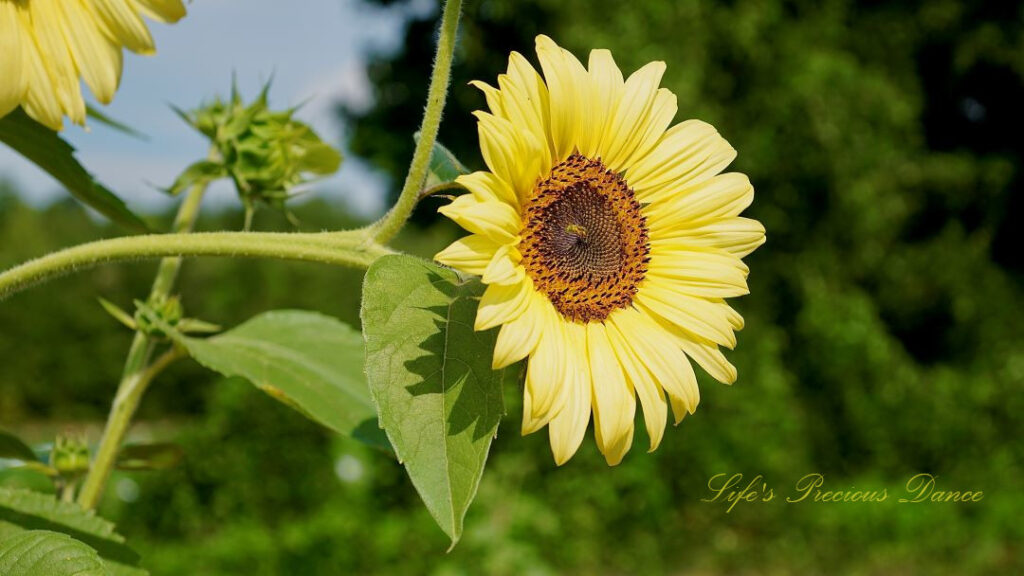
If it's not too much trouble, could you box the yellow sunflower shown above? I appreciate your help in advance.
[435,35,766,466]
[0,0,186,130]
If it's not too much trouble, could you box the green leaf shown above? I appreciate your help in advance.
[0,430,37,463]
[116,443,184,471]
[0,109,150,233]
[414,132,469,190]
[86,105,146,140]
[0,530,108,576]
[164,159,226,196]
[97,298,137,331]
[0,488,146,575]
[361,254,505,546]
[168,310,389,450]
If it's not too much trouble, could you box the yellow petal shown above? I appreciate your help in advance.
[470,79,505,118]
[20,16,64,130]
[493,292,549,369]
[626,120,736,200]
[610,308,700,421]
[497,51,552,172]
[635,288,738,349]
[535,34,589,161]
[434,234,502,276]
[599,61,669,171]
[653,217,766,258]
[605,314,668,451]
[132,0,186,23]
[647,246,750,298]
[646,172,754,227]
[583,48,624,159]
[473,111,543,202]
[437,194,520,244]
[481,244,524,285]
[27,0,86,126]
[547,322,591,465]
[523,318,569,431]
[656,320,739,385]
[0,2,28,117]
[61,0,122,104]
[587,322,636,466]
[475,276,533,331]
[88,0,155,54]
[454,171,518,207]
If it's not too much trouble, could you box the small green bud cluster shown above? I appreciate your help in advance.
[169,83,343,216]
[50,434,90,479]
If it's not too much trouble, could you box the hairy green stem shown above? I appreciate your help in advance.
[77,179,211,510]
[369,0,462,243]
[76,346,186,509]
[0,230,392,303]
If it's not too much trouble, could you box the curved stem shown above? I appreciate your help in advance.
[0,230,392,303]
[369,0,462,243]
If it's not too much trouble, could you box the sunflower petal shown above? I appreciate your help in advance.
[434,234,503,276]
[474,111,543,202]
[481,244,524,285]
[88,0,155,54]
[132,0,186,24]
[493,292,549,369]
[636,288,738,349]
[535,34,589,161]
[600,61,668,172]
[524,318,569,430]
[0,2,28,117]
[587,322,636,465]
[653,217,766,257]
[646,172,754,227]
[475,277,533,331]
[548,322,592,465]
[627,120,736,200]
[27,0,86,126]
[61,0,123,104]
[606,313,668,451]
[438,194,520,244]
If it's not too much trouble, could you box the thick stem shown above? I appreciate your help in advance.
[0,230,392,303]
[369,0,462,243]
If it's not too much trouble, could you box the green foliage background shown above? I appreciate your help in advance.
[2,0,1022,573]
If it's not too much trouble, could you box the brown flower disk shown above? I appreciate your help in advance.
[520,153,650,323]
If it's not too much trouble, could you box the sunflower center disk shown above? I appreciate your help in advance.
[520,153,650,323]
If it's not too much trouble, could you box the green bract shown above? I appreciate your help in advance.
[169,85,343,217]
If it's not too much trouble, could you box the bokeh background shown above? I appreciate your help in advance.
[2,0,1022,574]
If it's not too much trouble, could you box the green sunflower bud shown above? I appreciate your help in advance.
[168,83,343,218]
[134,294,183,339]
[50,434,90,479]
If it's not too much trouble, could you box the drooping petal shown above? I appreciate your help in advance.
[497,51,552,173]
[587,322,636,465]
[27,0,86,126]
[132,0,186,23]
[656,318,739,385]
[60,0,123,104]
[20,17,65,130]
[606,312,668,451]
[0,2,28,117]
[523,317,570,431]
[609,308,699,423]
[435,234,503,276]
[87,0,155,54]
[547,322,592,465]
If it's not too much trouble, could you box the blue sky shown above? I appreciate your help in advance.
[0,0,434,218]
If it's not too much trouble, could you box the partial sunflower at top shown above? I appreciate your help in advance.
[0,0,186,131]
[436,35,766,466]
